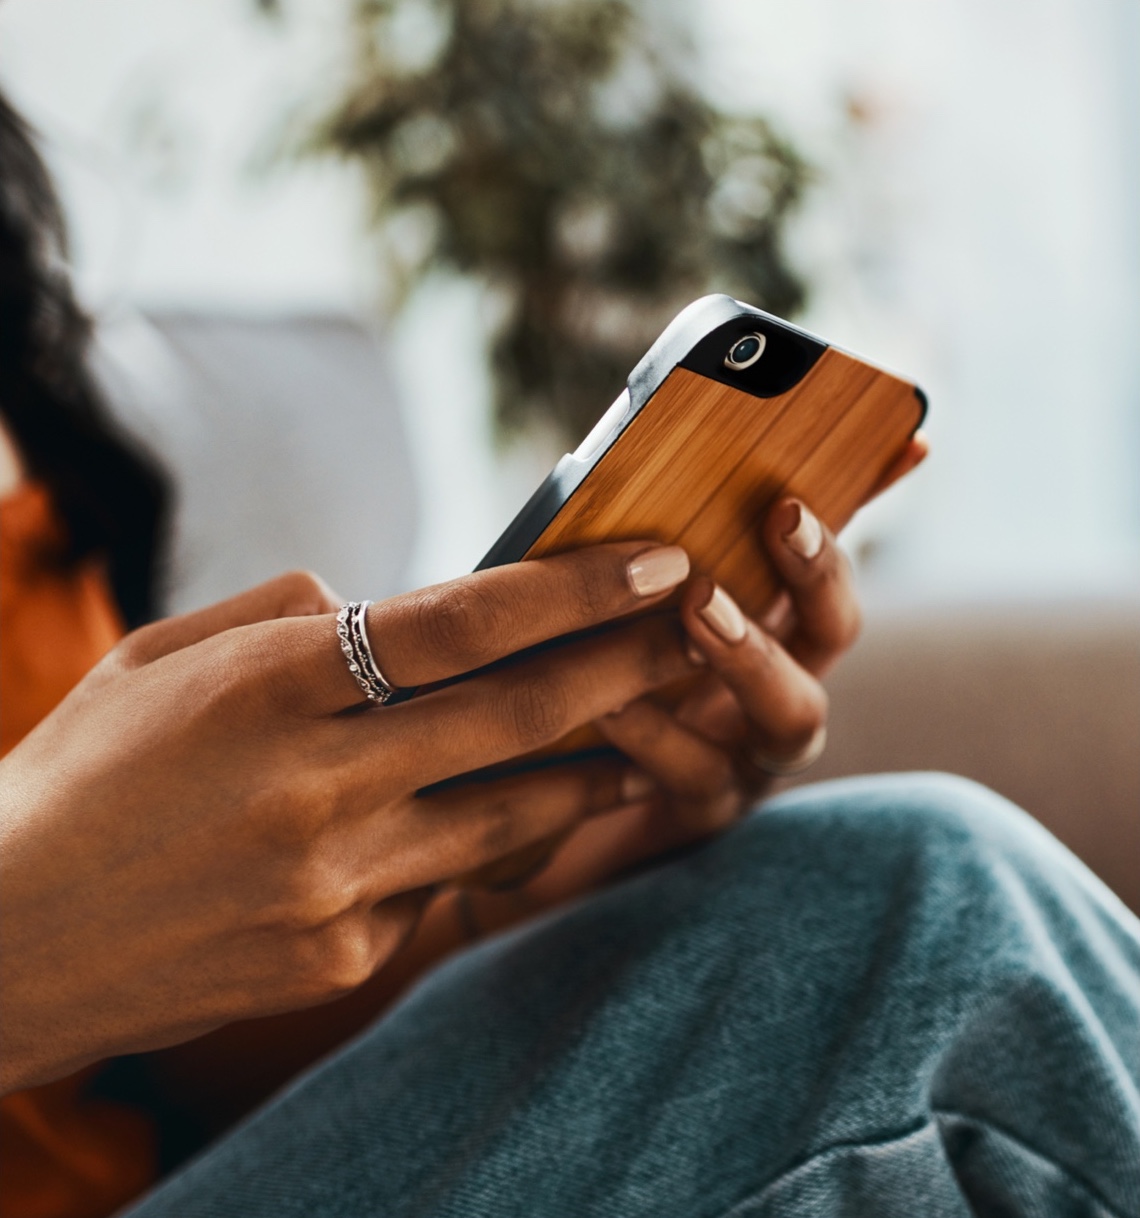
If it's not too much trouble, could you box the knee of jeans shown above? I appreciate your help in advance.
[784,774,1066,872]
[750,771,1069,888]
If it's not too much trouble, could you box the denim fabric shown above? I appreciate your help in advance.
[126,774,1140,1217]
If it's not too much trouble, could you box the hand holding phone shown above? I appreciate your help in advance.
[461,294,928,889]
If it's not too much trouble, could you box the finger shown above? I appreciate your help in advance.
[681,579,829,759]
[459,831,572,892]
[377,758,641,892]
[596,698,740,831]
[369,543,689,688]
[339,612,699,789]
[672,683,782,798]
[269,542,691,715]
[673,676,750,747]
[111,571,342,671]
[758,590,794,642]
[760,500,860,676]
[862,432,929,504]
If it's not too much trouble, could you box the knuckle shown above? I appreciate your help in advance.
[109,630,147,670]
[103,622,164,674]
[502,672,571,750]
[678,752,736,801]
[259,624,319,711]
[273,852,358,935]
[501,667,570,750]
[276,569,337,615]
[295,867,355,930]
[616,703,674,757]
[707,785,746,826]
[476,798,517,858]
[306,920,376,996]
[566,559,614,621]
[811,551,843,595]
[415,581,510,669]
[628,710,669,753]
[791,685,829,740]
[801,544,843,604]
[222,628,329,726]
[371,900,424,961]
[635,620,685,688]
[251,778,338,856]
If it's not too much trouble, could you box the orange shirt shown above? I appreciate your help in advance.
[0,484,158,1218]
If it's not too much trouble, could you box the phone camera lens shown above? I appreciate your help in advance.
[724,332,767,371]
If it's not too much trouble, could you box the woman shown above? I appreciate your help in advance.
[1,90,1137,1218]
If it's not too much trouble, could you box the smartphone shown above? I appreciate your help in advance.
[477,293,926,621]
[460,294,926,888]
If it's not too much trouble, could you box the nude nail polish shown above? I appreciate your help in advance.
[784,503,823,560]
[627,546,690,597]
[699,584,747,643]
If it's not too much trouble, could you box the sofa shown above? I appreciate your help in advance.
[790,601,1140,918]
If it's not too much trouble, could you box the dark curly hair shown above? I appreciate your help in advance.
[0,90,168,628]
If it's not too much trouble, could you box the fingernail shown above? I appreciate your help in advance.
[698,584,747,644]
[627,545,690,597]
[686,640,708,665]
[783,502,823,560]
[621,769,656,803]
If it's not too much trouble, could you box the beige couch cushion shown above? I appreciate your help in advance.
[789,601,1140,917]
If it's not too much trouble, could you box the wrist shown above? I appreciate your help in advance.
[0,766,98,1094]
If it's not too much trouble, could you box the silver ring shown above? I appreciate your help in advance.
[336,601,398,705]
[750,725,827,777]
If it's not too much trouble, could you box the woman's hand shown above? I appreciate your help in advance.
[0,543,700,1095]
[465,435,930,918]
[452,499,851,925]
[597,497,856,832]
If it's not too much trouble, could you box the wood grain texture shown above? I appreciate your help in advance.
[524,348,922,621]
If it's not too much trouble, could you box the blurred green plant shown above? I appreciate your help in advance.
[317,0,810,441]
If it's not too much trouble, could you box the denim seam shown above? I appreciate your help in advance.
[930,1105,1135,1218]
[709,1113,1132,1218]
[710,1118,932,1217]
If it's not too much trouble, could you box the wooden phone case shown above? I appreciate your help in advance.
[464,294,926,887]
[481,293,925,621]
[517,355,922,616]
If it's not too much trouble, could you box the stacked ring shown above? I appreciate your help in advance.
[336,601,399,705]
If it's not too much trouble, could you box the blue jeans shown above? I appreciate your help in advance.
[127,774,1140,1217]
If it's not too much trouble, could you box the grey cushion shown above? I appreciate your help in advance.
[94,310,419,615]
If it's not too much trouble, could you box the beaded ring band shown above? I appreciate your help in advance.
[336,601,399,705]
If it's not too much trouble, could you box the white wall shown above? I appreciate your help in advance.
[694,0,1140,599]
[0,0,368,312]
[2,0,1137,598]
